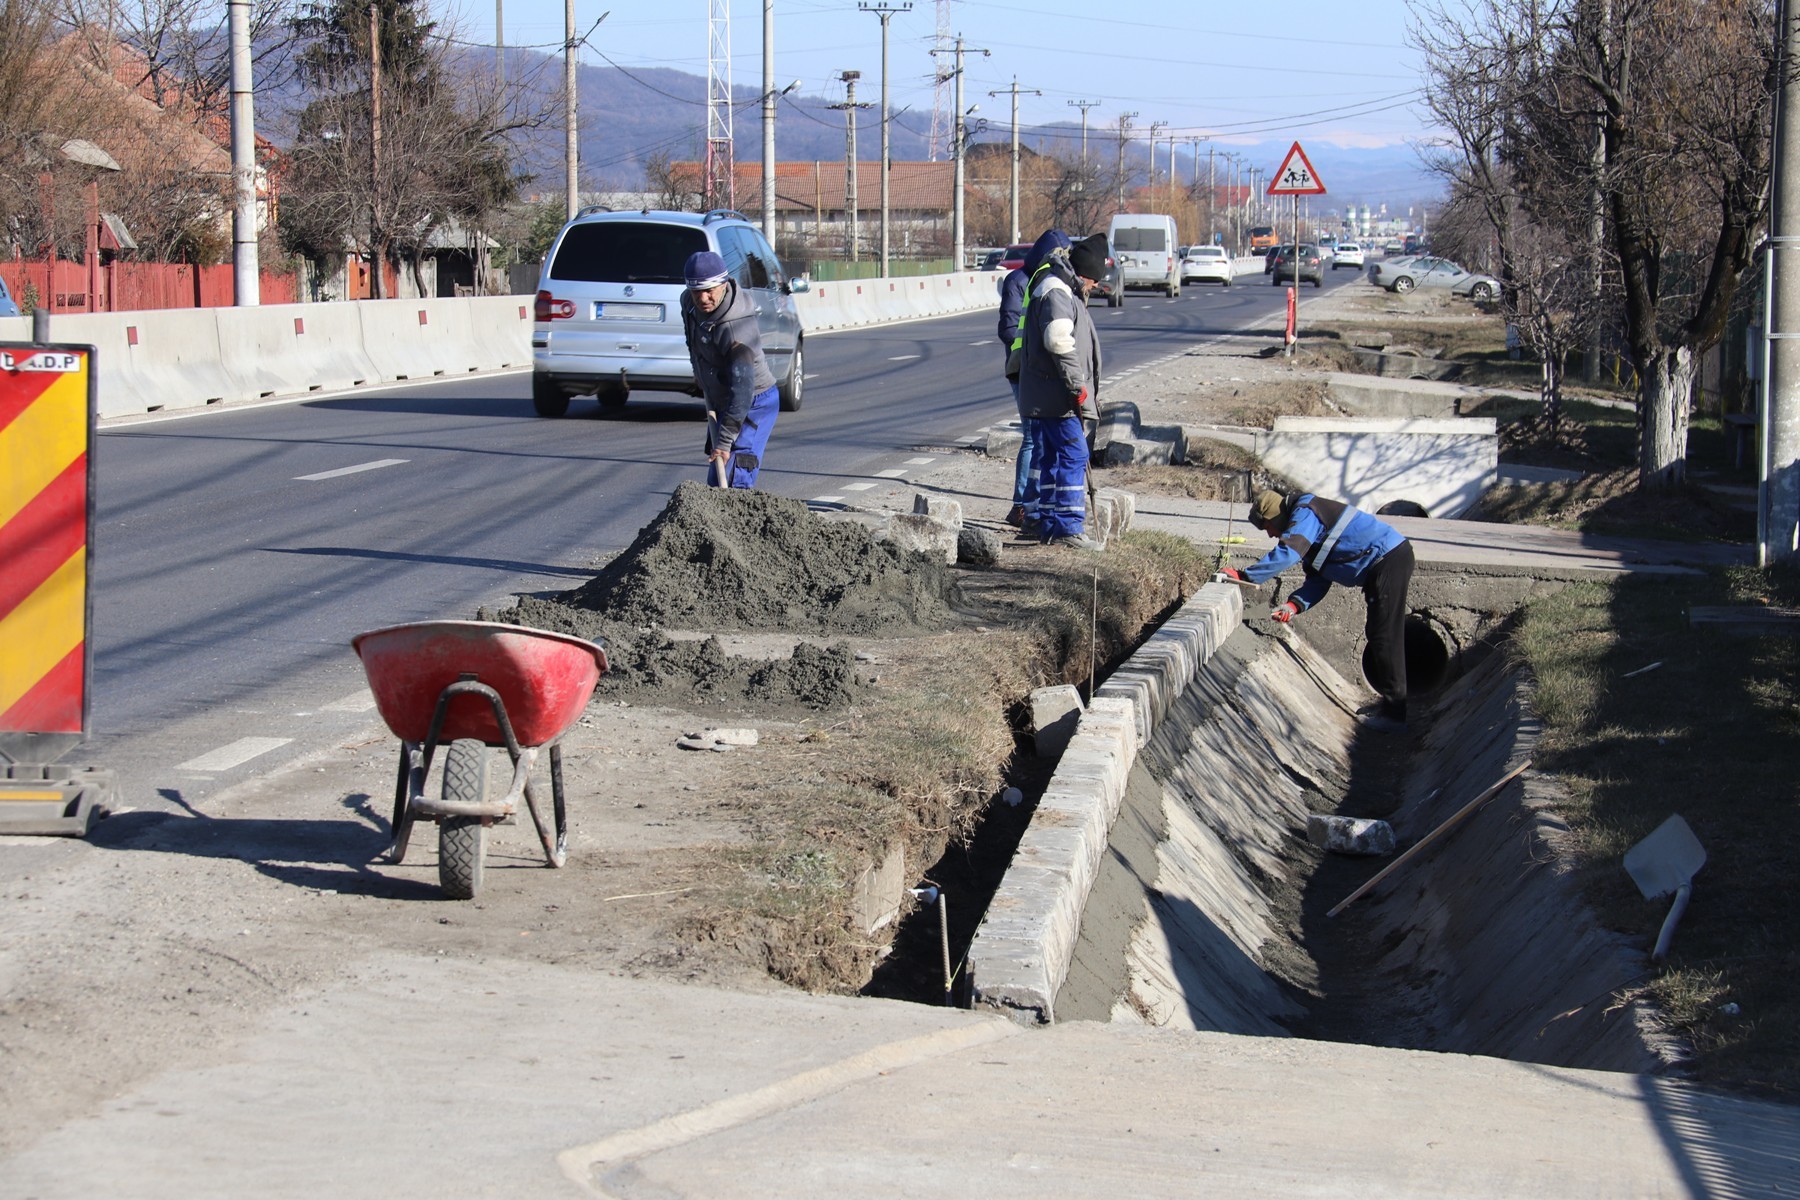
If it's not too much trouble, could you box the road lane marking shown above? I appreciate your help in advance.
[841,482,878,492]
[176,736,293,772]
[321,690,377,713]
[904,456,936,465]
[874,469,907,478]
[296,459,408,481]
[955,435,981,444]
[887,354,920,361]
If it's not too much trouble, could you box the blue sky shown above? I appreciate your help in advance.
[434,0,1435,155]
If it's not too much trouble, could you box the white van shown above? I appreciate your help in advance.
[1108,213,1181,297]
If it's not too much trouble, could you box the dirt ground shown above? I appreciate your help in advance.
[0,278,1486,1155]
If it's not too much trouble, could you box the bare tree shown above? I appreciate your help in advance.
[280,0,530,296]
[61,0,300,118]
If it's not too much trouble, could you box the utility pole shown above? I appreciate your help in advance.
[563,0,577,218]
[1113,111,1138,209]
[1147,120,1166,210]
[762,0,774,241]
[1068,98,1100,171]
[370,1,382,297]
[931,36,988,269]
[990,77,1040,244]
[228,0,257,304]
[1207,144,1216,241]
[859,1,909,275]
[1764,0,1800,563]
[829,71,870,261]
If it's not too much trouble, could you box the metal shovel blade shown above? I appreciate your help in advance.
[1624,814,1706,900]
[1625,814,1707,961]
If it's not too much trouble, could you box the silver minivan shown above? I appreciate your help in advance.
[531,208,809,416]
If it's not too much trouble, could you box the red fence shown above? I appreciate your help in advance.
[1,258,299,313]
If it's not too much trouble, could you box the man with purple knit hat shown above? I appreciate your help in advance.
[680,249,779,489]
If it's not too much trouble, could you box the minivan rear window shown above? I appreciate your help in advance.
[550,222,708,283]
[1113,227,1167,252]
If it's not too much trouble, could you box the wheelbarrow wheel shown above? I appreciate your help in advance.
[438,739,490,899]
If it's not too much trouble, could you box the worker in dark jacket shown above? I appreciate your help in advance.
[1017,233,1107,549]
[998,229,1071,531]
[680,250,778,489]
[1223,490,1415,728]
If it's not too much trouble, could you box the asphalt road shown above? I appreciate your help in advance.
[80,270,1358,808]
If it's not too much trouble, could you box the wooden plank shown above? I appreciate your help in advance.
[1689,606,1800,636]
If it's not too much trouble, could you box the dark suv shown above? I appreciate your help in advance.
[531,208,809,417]
[1268,243,1325,288]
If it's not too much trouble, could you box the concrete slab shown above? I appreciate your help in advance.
[6,952,1796,1199]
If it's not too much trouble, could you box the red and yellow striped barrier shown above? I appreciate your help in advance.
[1,345,94,743]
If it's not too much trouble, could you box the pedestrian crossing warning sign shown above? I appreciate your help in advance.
[1267,142,1326,195]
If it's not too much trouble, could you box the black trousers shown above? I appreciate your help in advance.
[1362,540,1414,709]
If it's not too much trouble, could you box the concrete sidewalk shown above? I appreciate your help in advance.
[6,952,1796,1199]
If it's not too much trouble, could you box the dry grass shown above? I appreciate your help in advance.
[1507,563,1800,1096]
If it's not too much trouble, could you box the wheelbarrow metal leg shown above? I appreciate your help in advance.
[388,741,421,863]
[550,742,569,863]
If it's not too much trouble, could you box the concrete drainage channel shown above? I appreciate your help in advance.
[963,579,1675,1073]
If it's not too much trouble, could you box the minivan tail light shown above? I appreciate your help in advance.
[535,290,576,321]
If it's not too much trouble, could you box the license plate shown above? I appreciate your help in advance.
[594,302,663,322]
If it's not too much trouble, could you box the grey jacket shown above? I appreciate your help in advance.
[680,280,776,452]
[1016,254,1100,422]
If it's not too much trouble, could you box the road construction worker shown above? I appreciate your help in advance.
[1222,489,1415,729]
[999,229,1071,534]
[680,249,778,489]
[1016,233,1108,549]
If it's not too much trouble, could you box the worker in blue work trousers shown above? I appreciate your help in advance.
[1016,233,1108,549]
[1221,490,1415,731]
[999,228,1071,533]
[680,250,778,489]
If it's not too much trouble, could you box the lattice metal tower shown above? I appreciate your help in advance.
[926,0,952,160]
[704,0,734,209]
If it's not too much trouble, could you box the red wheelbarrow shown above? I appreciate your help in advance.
[352,620,607,899]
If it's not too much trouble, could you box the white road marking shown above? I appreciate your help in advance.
[955,435,981,444]
[887,354,921,361]
[296,458,408,481]
[177,736,293,773]
[809,496,845,505]
[904,456,936,465]
[841,481,878,492]
[874,468,908,478]
[321,690,377,713]
[968,341,987,346]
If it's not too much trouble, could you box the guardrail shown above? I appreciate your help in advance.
[0,272,1000,419]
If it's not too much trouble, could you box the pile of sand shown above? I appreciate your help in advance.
[482,483,956,710]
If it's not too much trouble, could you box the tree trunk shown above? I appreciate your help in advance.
[1639,345,1693,488]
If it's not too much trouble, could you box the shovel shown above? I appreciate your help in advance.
[1624,814,1706,961]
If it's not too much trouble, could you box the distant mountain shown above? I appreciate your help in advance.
[490,48,1443,211]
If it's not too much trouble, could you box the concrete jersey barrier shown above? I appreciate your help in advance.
[14,270,998,419]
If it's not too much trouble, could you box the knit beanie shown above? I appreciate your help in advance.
[1069,234,1110,281]
[1251,490,1286,528]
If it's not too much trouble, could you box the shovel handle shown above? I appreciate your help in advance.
[1651,882,1692,961]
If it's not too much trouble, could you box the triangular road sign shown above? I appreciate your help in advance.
[1267,141,1327,195]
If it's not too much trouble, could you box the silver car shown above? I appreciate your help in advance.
[1369,254,1498,301]
[531,209,809,417]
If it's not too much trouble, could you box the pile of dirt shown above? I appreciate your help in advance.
[481,482,957,711]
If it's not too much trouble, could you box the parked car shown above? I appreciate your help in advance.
[1368,255,1498,301]
[997,242,1034,272]
[0,275,18,318]
[1180,244,1235,287]
[532,207,809,417]
[1332,242,1366,269]
[1268,243,1326,288]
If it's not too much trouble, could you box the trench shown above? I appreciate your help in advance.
[944,579,1674,1074]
